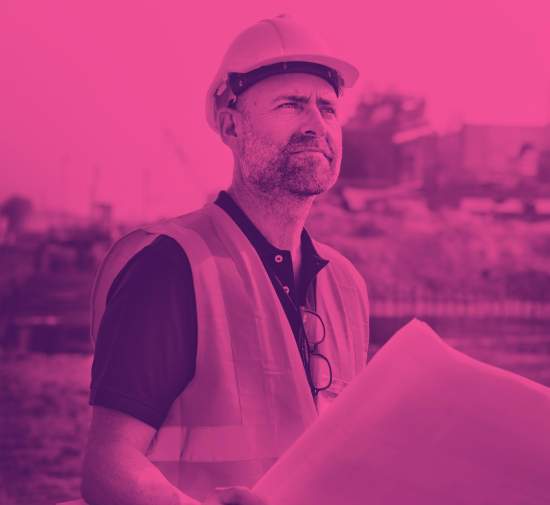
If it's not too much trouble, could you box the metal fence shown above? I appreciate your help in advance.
[371,296,550,319]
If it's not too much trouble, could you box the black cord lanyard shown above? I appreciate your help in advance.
[271,273,317,397]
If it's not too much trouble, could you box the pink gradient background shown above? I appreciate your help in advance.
[2,0,549,220]
[2,2,550,504]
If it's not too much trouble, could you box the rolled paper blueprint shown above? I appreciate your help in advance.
[253,318,550,505]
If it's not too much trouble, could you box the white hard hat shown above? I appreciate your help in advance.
[205,14,360,131]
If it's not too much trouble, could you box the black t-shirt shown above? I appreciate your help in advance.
[90,191,329,429]
[90,234,196,429]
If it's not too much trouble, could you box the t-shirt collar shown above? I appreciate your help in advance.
[214,190,329,269]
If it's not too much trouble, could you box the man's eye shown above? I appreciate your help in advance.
[278,102,300,109]
[321,106,337,115]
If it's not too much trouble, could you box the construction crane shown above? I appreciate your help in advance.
[161,126,212,198]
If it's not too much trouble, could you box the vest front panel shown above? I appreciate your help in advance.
[91,203,369,502]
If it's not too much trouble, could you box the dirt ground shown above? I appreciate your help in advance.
[0,353,92,505]
[1,319,549,505]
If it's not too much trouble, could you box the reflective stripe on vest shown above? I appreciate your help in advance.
[90,203,369,501]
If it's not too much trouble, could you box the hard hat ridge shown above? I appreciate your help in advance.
[206,14,359,131]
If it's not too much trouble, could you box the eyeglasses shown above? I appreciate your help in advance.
[300,307,333,398]
[272,274,333,398]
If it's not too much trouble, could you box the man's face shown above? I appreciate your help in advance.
[232,72,342,198]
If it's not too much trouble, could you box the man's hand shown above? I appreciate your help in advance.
[203,486,268,505]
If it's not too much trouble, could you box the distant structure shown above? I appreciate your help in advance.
[438,123,550,188]
[90,202,113,231]
[340,102,550,212]
[341,92,431,188]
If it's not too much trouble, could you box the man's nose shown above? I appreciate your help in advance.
[299,105,327,137]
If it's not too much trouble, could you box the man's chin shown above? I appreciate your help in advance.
[286,178,335,198]
[290,188,325,198]
[278,159,340,197]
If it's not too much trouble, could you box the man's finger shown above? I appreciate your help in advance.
[215,486,267,505]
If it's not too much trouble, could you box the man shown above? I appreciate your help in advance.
[80,15,369,505]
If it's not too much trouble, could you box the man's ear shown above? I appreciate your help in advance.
[218,108,239,144]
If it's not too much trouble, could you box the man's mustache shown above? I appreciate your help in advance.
[285,135,334,160]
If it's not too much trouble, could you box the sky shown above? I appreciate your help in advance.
[1,0,549,220]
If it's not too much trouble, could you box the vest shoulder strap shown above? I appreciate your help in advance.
[90,208,210,344]
[90,228,158,343]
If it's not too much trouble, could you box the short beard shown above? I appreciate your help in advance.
[239,132,338,198]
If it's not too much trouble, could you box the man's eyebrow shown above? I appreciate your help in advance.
[272,95,309,104]
[272,95,338,107]
[317,97,337,107]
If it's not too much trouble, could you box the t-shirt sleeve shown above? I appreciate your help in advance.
[89,234,197,430]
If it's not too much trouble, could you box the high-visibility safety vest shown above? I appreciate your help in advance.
[91,202,369,502]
